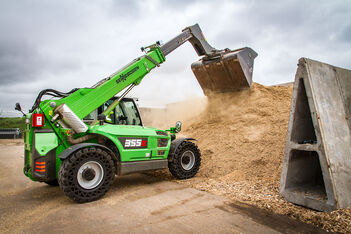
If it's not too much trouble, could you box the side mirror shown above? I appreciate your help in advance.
[15,102,25,116]
[15,103,22,112]
[175,121,182,133]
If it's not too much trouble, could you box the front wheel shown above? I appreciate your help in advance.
[58,147,115,203]
[168,141,201,179]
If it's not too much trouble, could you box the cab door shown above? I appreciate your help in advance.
[118,100,142,126]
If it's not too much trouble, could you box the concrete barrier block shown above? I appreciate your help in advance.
[0,128,22,139]
[280,58,351,211]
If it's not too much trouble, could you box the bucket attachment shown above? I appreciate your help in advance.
[191,47,258,95]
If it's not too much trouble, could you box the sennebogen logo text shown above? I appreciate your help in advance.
[116,66,140,84]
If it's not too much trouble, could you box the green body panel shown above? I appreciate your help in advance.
[35,133,58,156]
[23,46,174,182]
[24,124,171,180]
[90,125,170,162]
[24,117,61,181]
[90,124,158,136]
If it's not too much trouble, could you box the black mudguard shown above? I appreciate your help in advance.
[168,138,196,162]
[58,143,118,162]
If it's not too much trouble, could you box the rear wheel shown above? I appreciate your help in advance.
[168,141,201,179]
[58,147,115,203]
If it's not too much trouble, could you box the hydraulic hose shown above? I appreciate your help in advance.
[67,134,96,145]
[30,88,78,113]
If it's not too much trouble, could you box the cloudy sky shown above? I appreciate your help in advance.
[0,0,350,117]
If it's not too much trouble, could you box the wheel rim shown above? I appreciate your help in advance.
[181,150,195,170]
[77,161,104,189]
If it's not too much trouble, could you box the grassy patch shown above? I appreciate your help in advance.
[0,117,25,134]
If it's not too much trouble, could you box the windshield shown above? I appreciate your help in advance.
[83,99,142,126]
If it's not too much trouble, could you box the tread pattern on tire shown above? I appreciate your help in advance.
[168,140,201,180]
[58,147,115,203]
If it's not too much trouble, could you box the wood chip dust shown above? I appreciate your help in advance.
[147,83,351,233]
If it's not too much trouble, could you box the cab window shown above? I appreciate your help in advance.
[84,99,142,126]
[119,100,141,126]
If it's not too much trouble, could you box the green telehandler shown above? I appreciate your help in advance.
[15,24,257,202]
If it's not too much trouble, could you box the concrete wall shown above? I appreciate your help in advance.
[280,58,351,211]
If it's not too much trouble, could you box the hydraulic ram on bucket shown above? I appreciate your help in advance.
[160,24,258,95]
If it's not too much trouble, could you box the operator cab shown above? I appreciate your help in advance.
[83,97,142,126]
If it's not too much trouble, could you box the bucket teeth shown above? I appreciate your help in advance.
[191,47,257,95]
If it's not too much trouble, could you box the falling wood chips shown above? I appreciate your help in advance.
[148,83,351,233]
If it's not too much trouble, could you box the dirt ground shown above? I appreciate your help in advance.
[0,140,327,234]
[147,83,351,233]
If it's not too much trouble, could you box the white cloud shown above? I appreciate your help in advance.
[0,0,350,116]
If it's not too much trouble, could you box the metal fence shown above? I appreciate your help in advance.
[0,128,22,139]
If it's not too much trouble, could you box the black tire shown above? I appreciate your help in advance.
[58,147,115,203]
[45,179,59,186]
[168,141,201,179]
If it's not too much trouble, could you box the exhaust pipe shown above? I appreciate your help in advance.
[54,104,88,134]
